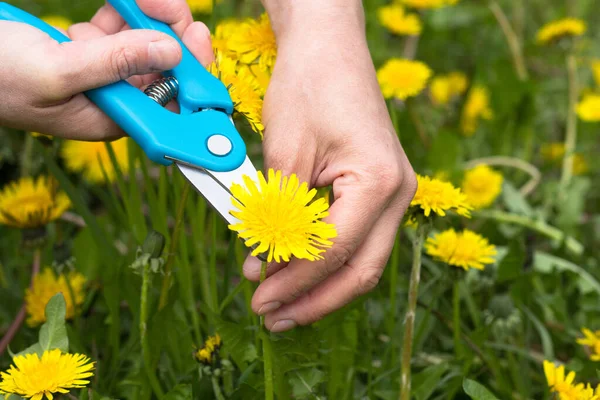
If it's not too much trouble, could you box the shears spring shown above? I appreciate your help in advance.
[144,77,179,107]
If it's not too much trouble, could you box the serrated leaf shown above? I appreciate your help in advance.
[289,368,325,399]
[214,318,258,368]
[463,379,500,400]
[39,293,69,353]
[164,384,193,400]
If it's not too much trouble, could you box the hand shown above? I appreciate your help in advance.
[0,0,213,140]
[243,1,418,332]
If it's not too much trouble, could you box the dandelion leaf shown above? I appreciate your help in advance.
[39,293,69,353]
[289,368,325,399]
[463,379,500,400]
[412,363,450,400]
[214,317,258,368]
[164,384,193,400]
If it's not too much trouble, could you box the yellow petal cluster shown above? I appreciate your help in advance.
[0,349,94,400]
[212,19,243,56]
[186,0,222,14]
[425,229,496,271]
[228,169,337,263]
[377,59,432,101]
[410,175,472,218]
[461,164,503,209]
[577,328,600,361]
[194,334,222,365]
[543,360,600,400]
[430,71,468,106]
[41,15,72,31]
[541,142,588,176]
[576,94,600,122]
[536,18,586,45]
[228,13,277,73]
[398,0,458,9]
[25,268,86,327]
[61,138,130,184]
[0,176,70,229]
[460,85,493,136]
[209,51,265,137]
[377,4,422,36]
[593,60,600,87]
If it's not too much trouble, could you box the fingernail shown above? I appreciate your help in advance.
[258,301,281,315]
[270,320,297,333]
[148,40,179,69]
[243,257,262,276]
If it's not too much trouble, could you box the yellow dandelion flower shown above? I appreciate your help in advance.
[377,4,422,36]
[536,18,586,45]
[194,334,222,365]
[25,268,86,327]
[425,229,497,271]
[460,85,493,136]
[228,169,337,263]
[228,13,277,72]
[0,176,70,229]
[377,59,432,101]
[543,360,591,400]
[430,71,468,106]
[410,175,472,218]
[212,18,242,56]
[461,164,503,209]
[187,0,223,14]
[577,328,600,361]
[541,142,588,175]
[593,60,600,87]
[209,52,264,137]
[31,132,53,140]
[61,138,130,184]
[576,93,600,122]
[0,349,94,400]
[398,0,456,10]
[41,15,72,31]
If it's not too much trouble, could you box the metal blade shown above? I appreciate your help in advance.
[175,156,258,226]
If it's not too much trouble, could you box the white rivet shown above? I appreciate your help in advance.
[207,134,232,156]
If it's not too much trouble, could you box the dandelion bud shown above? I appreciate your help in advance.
[141,230,166,259]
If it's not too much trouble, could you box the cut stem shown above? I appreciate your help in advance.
[260,261,274,400]
[400,223,427,400]
[560,53,579,193]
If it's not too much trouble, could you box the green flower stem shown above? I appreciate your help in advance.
[474,209,583,255]
[560,53,579,193]
[141,260,165,399]
[211,376,226,400]
[400,223,427,400]
[260,261,274,400]
[489,1,529,81]
[453,281,462,357]
[20,134,35,177]
[158,182,190,310]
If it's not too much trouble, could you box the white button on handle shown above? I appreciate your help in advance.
[207,134,232,156]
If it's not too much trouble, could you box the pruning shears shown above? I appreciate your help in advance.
[0,0,257,226]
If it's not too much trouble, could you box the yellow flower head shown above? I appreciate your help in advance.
[61,138,130,184]
[228,13,277,72]
[410,175,472,218]
[228,169,337,263]
[377,4,422,36]
[543,360,595,400]
[186,0,222,14]
[377,59,432,101]
[593,60,600,87]
[212,19,242,56]
[25,268,86,327]
[577,93,600,122]
[194,334,222,365]
[0,176,70,229]
[425,229,496,271]
[209,52,264,137]
[430,71,469,106]
[0,349,94,400]
[461,164,503,209]
[536,18,586,45]
[460,85,493,136]
[541,142,588,176]
[398,0,457,9]
[577,328,600,361]
[41,15,72,31]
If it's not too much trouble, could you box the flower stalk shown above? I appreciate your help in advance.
[489,1,529,81]
[560,53,579,193]
[400,222,427,400]
[260,261,275,400]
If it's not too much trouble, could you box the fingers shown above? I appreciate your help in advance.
[243,256,287,282]
[181,22,214,66]
[136,0,193,37]
[90,3,126,34]
[49,29,181,98]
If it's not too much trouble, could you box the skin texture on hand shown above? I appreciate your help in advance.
[244,0,418,332]
[0,0,214,140]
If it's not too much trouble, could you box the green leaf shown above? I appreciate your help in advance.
[535,252,600,295]
[463,379,500,400]
[289,368,325,399]
[413,363,450,400]
[502,182,533,217]
[39,293,69,353]
[496,240,525,283]
[164,384,193,400]
[16,343,42,357]
[214,318,258,368]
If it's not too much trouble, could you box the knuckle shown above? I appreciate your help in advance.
[110,47,139,80]
[403,168,418,199]
[328,243,353,271]
[372,160,403,196]
[356,266,384,295]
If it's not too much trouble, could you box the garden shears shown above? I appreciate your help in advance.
[0,0,257,226]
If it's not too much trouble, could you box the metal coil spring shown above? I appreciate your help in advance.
[144,76,179,107]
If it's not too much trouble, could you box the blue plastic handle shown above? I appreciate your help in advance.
[0,2,246,172]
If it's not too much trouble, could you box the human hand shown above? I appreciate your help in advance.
[0,0,213,140]
[243,0,418,332]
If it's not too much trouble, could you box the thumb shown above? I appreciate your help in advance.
[53,29,181,97]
